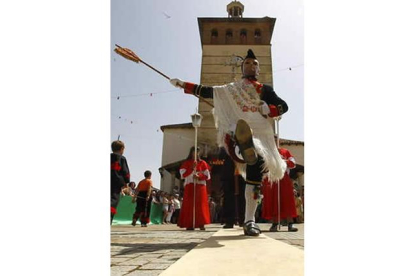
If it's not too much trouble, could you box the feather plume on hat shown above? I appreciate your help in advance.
[245,49,257,60]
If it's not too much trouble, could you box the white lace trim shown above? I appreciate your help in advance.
[212,79,286,182]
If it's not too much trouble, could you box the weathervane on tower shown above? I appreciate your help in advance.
[224,54,244,80]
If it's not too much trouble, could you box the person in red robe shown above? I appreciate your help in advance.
[178,146,211,230]
[261,141,298,232]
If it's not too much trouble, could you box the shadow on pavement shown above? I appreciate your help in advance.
[191,234,268,250]
[111,242,200,255]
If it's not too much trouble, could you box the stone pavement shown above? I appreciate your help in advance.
[111,223,304,276]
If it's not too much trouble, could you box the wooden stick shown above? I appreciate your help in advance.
[197,97,214,108]
[140,60,171,80]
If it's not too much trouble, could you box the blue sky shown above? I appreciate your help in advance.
[111,0,304,188]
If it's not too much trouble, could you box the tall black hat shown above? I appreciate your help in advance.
[245,49,257,60]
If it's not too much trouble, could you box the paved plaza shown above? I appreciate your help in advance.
[111,223,304,276]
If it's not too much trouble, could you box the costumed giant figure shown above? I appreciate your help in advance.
[170,49,288,236]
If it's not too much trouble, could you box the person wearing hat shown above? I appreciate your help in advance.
[170,49,288,236]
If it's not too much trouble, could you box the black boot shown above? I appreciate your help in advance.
[243,220,261,236]
[131,213,139,226]
[223,223,234,229]
[269,223,279,232]
[288,223,298,232]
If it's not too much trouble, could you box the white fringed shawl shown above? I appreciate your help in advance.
[212,79,286,182]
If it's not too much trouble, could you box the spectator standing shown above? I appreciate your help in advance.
[166,195,174,224]
[111,140,130,224]
[150,190,163,224]
[209,197,217,223]
[301,186,305,222]
[122,182,136,196]
[294,190,304,223]
[132,170,153,227]
[161,192,170,224]
[171,194,181,224]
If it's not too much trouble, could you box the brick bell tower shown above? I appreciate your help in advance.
[196,1,276,195]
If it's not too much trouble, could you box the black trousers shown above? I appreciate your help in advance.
[172,209,181,224]
[134,191,152,224]
[110,186,122,224]
[222,175,246,225]
[245,155,265,185]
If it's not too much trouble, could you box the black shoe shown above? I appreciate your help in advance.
[131,219,137,227]
[243,220,261,236]
[269,223,279,232]
[186,228,195,231]
[288,224,298,232]
[223,223,234,229]
[235,120,258,165]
